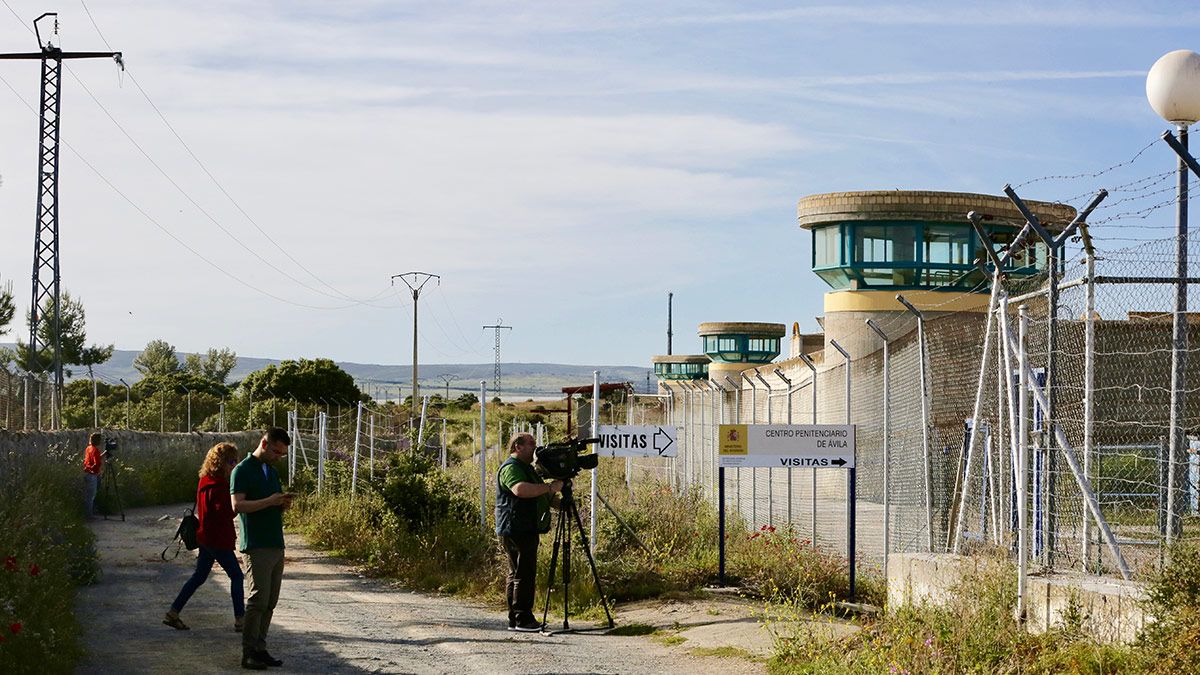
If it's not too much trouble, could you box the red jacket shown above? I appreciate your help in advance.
[195,474,236,550]
[83,444,103,475]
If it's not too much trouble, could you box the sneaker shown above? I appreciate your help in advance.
[512,617,544,632]
[241,654,268,670]
[507,613,517,630]
[234,616,245,633]
[254,650,283,667]
[163,611,189,630]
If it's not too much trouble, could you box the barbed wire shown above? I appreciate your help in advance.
[1012,136,1161,191]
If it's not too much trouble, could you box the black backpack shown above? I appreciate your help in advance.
[161,503,200,560]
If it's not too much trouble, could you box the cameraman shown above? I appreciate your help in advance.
[495,432,562,631]
[82,432,105,518]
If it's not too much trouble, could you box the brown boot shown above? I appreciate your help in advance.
[163,610,189,630]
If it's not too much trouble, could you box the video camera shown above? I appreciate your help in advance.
[103,438,118,458]
[534,437,601,480]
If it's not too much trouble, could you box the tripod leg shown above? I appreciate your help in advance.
[562,509,572,631]
[111,468,125,521]
[101,472,111,520]
[540,510,566,628]
[569,498,615,628]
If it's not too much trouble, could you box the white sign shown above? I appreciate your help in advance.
[718,424,855,468]
[596,425,678,458]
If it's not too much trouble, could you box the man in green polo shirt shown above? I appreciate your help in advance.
[231,428,292,670]
[495,432,562,631]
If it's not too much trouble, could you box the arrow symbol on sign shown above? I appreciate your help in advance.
[831,458,847,467]
[653,428,673,455]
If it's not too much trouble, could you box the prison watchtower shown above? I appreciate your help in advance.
[696,321,786,383]
[651,354,711,381]
[798,190,1076,355]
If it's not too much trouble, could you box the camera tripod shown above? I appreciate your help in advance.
[539,479,614,634]
[100,460,125,521]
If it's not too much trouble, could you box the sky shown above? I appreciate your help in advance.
[0,0,1197,369]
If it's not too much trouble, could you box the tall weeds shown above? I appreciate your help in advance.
[0,448,99,673]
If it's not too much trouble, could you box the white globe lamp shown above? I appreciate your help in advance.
[1147,49,1200,125]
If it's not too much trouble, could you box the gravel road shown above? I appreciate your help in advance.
[76,504,764,674]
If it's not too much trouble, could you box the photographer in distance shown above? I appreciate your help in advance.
[494,432,562,631]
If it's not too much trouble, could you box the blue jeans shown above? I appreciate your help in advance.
[83,473,99,517]
[171,545,245,617]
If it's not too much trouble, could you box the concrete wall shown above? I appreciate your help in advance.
[0,429,262,464]
[887,552,1148,644]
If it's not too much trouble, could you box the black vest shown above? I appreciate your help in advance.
[495,457,543,537]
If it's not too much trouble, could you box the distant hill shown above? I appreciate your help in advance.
[0,344,655,399]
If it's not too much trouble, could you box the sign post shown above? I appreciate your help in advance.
[717,424,857,591]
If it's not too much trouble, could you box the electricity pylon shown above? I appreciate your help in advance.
[1,13,122,428]
[482,320,512,401]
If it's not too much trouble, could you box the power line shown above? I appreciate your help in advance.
[2,1,404,310]
[77,0,373,306]
[0,66,381,311]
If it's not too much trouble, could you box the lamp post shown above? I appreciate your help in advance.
[1147,50,1200,542]
[118,378,130,429]
[179,383,191,432]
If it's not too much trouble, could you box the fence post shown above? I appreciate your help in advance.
[317,411,327,495]
[775,368,794,525]
[1083,251,1096,569]
[664,388,676,492]
[800,353,818,548]
[866,320,891,570]
[756,371,775,526]
[418,395,429,450]
[591,371,599,544]
[898,294,935,551]
[1017,304,1031,622]
[830,339,855,600]
[626,391,634,498]
[743,373,758,526]
[951,278,1000,553]
[479,380,487,528]
[724,377,741,515]
[352,402,363,496]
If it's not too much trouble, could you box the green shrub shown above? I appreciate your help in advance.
[1134,541,1200,672]
[373,453,475,531]
[290,453,500,596]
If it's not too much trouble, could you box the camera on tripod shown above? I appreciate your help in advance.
[102,437,118,458]
[533,437,600,480]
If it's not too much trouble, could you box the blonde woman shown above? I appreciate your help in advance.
[164,443,245,632]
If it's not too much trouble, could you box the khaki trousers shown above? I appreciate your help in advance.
[242,547,284,653]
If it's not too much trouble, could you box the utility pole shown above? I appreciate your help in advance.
[438,374,455,400]
[482,320,512,401]
[2,13,122,429]
[667,291,673,355]
[391,272,439,407]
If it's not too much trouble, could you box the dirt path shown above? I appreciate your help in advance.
[76,504,766,674]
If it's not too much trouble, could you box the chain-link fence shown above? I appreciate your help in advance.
[663,229,1200,582]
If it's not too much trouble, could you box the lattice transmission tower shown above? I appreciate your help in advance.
[1,13,122,427]
[482,320,511,400]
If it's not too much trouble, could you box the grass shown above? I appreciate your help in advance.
[607,622,657,636]
[689,646,762,661]
[765,544,1200,675]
